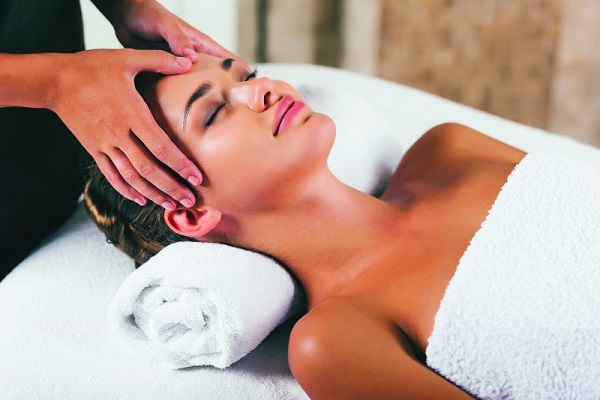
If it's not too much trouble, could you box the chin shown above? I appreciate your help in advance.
[289,112,335,174]
[312,112,336,149]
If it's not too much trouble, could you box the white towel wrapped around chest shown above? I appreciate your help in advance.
[426,152,600,400]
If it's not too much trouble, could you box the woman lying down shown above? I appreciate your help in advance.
[84,54,600,399]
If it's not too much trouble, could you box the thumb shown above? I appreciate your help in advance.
[128,49,192,75]
[160,21,199,62]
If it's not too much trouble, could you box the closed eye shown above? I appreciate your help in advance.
[204,68,259,129]
[204,102,225,129]
[244,68,258,81]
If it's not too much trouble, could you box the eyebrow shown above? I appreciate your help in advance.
[182,58,235,128]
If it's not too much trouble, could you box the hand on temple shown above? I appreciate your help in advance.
[58,0,249,209]
[107,0,246,67]
[1,0,249,210]
[48,49,201,210]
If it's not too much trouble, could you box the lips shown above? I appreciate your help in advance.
[273,95,295,136]
[273,95,305,136]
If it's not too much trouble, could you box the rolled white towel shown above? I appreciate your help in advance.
[107,242,301,369]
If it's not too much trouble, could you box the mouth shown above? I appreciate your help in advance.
[273,95,305,136]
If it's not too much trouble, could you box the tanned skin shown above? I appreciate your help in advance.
[288,122,526,399]
[143,57,527,398]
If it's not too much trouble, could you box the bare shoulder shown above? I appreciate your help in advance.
[289,299,472,399]
[411,122,526,166]
[289,300,406,359]
[384,123,526,195]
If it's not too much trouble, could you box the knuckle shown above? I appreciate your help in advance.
[107,127,120,141]
[165,186,179,198]
[121,167,139,183]
[110,157,125,170]
[195,42,206,53]
[152,20,165,35]
[175,163,190,175]
[152,143,168,161]
[174,32,188,44]
[154,50,171,65]
[179,162,199,179]
[138,163,155,178]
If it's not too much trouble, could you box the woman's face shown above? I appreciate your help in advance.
[152,53,335,212]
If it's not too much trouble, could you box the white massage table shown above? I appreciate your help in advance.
[2,64,600,399]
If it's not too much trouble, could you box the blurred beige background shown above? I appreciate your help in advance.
[238,0,600,146]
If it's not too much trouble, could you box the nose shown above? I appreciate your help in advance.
[229,77,278,112]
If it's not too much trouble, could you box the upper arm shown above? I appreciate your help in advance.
[288,303,472,400]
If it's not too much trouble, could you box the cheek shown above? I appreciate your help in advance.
[198,113,335,211]
[197,121,270,198]
[249,114,336,201]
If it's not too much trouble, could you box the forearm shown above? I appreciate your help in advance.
[91,0,131,25]
[0,53,67,110]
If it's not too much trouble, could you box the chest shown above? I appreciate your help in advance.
[355,162,518,359]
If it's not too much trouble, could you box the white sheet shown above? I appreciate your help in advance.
[2,63,600,400]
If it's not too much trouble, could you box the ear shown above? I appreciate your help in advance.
[164,206,222,238]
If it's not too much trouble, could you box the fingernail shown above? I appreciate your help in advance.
[161,201,175,211]
[134,197,147,207]
[177,57,191,67]
[180,198,193,208]
[188,175,201,186]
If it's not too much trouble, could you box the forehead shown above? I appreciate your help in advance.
[191,53,226,73]
[157,54,223,92]
[153,54,225,117]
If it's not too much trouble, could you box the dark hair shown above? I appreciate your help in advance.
[83,72,193,267]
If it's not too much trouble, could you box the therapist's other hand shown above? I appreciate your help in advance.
[110,0,244,66]
[49,49,201,210]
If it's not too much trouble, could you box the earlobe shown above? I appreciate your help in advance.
[164,206,222,238]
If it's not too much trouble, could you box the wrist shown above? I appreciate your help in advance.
[43,53,76,112]
[92,0,149,27]
[0,52,69,110]
[91,0,122,26]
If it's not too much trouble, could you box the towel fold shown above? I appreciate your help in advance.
[426,151,600,399]
[108,242,301,369]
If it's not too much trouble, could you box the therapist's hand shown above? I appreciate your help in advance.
[49,49,200,210]
[109,0,244,66]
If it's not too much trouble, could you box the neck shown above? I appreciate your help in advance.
[230,172,405,308]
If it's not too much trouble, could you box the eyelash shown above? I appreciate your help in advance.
[245,68,258,81]
[204,68,259,129]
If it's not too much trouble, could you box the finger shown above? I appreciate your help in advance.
[128,95,203,188]
[128,127,202,206]
[126,49,192,76]
[109,147,181,210]
[156,19,199,63]
[95,153,147,207]
[180,26,250,69]
[125,117,202,203]
[190,33,239,60]
[193,37,250,71]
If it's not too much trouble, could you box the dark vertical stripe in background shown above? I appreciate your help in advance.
[314,0,341,67]
[256,0,268,62]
